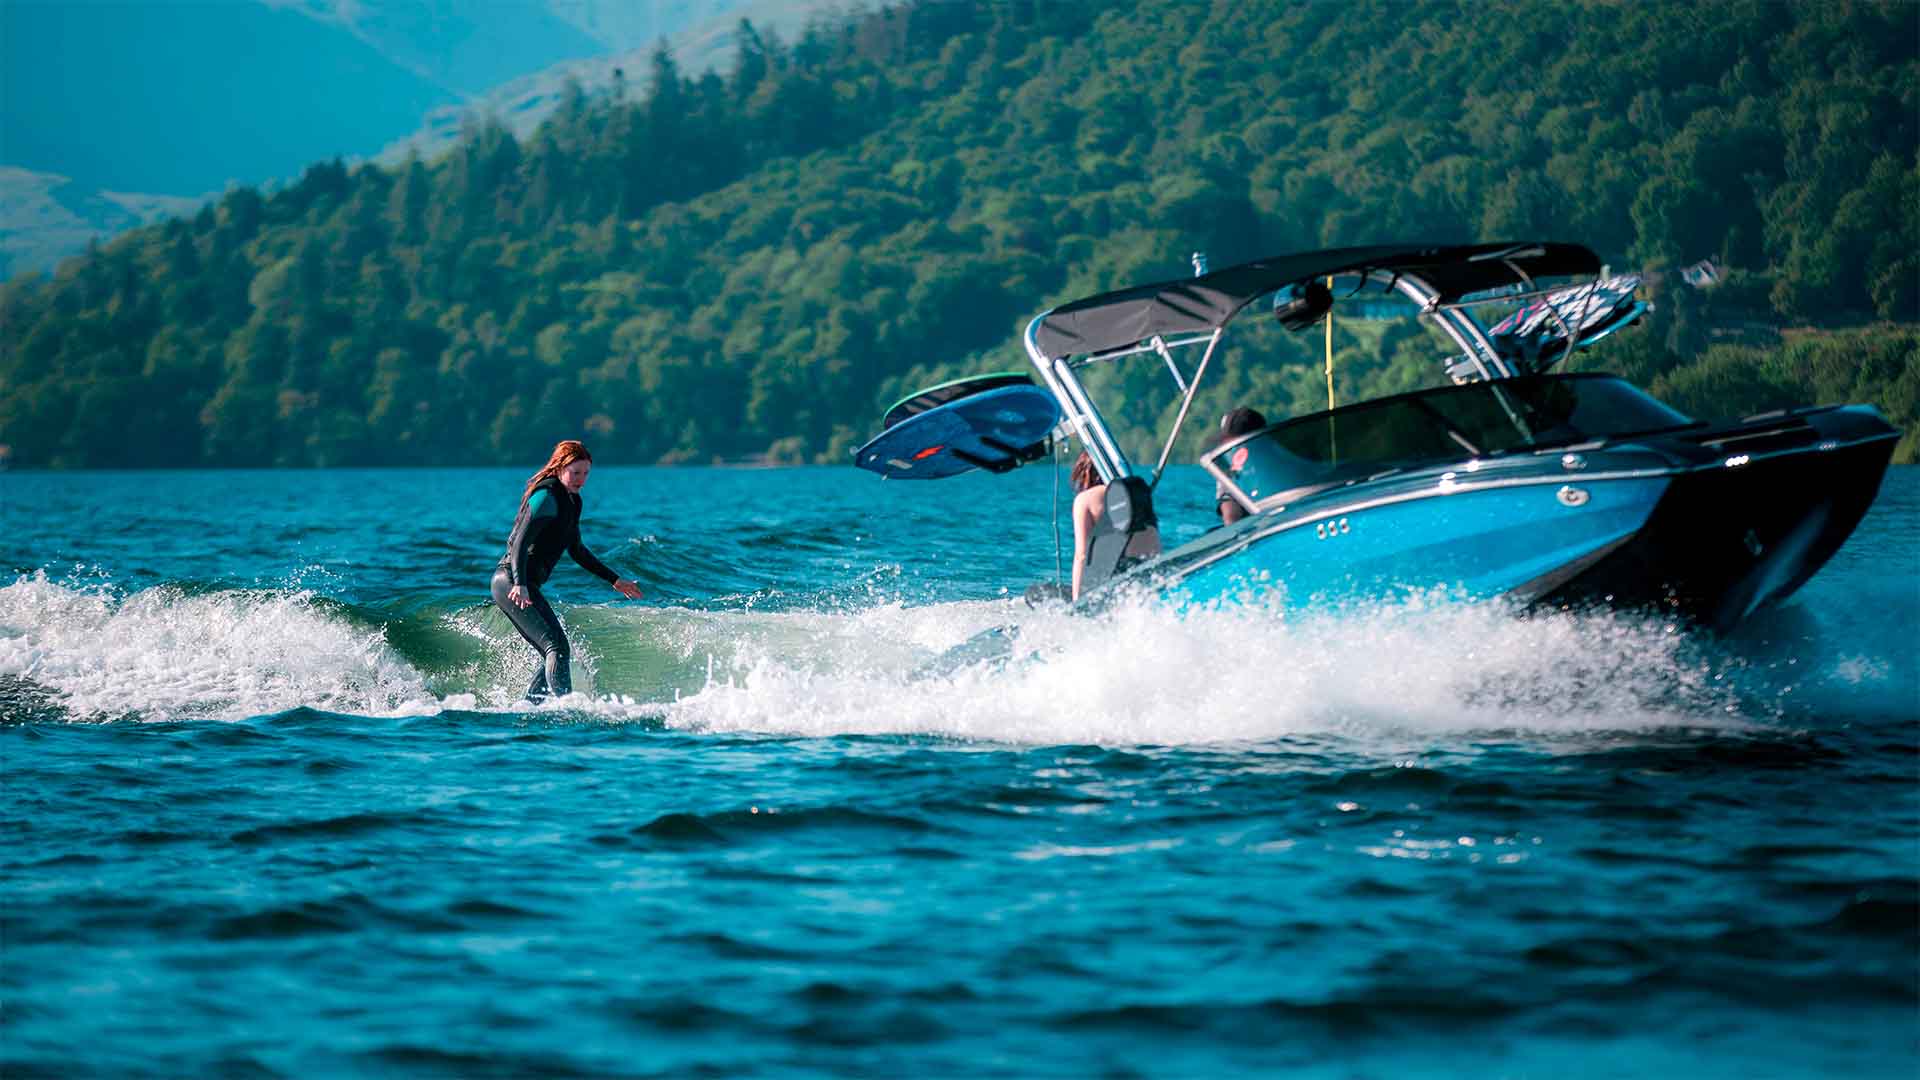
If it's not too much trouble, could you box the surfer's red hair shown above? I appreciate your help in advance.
[525,440,593,497]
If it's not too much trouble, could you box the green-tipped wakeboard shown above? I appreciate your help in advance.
[854,372,1062,479]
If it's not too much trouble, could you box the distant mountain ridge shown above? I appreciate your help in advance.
[379,0,847,165]
[0,167,202,281]
[0,0,813,277]
[258,0,606,96]
[2,0,454,197]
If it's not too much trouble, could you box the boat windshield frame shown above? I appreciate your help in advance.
[1199,372,1699,515]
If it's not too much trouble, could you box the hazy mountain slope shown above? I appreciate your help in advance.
[0,167,200,280]
[1,0,454,196]
[381,0,844,163]
[0,0,817,273]
[262,0,607,95]
[545,0,769,52]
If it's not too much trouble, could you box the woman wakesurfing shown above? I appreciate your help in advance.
[491,440,644,701]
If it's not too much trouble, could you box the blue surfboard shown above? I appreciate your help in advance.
[854,383,1062,479]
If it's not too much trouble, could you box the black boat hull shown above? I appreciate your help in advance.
[1533,408,1898,630]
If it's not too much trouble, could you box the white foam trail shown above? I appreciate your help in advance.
[0,571,1770,742]
[0,573,435,722]
[659,593,1757,745]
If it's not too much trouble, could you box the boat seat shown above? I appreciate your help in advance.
[1082,476,1158,595]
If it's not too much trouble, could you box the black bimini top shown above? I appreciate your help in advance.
[1031,242,1602,360]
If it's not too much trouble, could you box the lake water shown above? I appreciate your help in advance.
[3,464,1916,1077]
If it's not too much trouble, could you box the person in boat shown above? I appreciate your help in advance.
[1071,451,1161,601]
[491,440,644,701]
[1214,406,1268,525]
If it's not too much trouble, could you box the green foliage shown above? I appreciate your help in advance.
[1644,327,1919,451]
[1556,270,1920,463]
[1,0,1915,469]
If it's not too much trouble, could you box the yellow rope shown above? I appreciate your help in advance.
[1324,275,1335,411]
[1325,275,1337,464]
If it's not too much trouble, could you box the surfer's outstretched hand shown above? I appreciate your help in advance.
[506,584,533,609]
[613,579,645,600]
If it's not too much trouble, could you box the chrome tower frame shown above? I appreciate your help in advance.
[1023,264,1536,485]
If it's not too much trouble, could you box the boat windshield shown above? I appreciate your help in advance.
[1207,374,1695,505]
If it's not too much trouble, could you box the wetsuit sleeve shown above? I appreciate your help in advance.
[568,534,620,586]
[507,489,559,586]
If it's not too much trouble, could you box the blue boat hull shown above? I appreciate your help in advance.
[1168,473,1670,614]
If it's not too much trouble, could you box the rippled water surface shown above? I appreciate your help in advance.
[3,465,1916,1077]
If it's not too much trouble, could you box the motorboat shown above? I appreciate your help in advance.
[858,242,1899,638]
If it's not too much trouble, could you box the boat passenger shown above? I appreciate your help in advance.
[1071,451,1161,601]
[491,440,644,701]
[1214,407,1268,525]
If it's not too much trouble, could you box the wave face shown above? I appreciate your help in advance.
[0,574,435,721]
[1,465,1915,1077]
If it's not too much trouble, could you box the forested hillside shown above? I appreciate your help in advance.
[3,0,1915,469]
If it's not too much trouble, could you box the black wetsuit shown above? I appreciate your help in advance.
[491,477,619,700]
